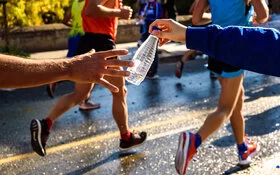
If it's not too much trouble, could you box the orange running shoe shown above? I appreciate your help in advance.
[238,136,260,165]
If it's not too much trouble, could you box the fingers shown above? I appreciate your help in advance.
[151,30,171,43]
[103,59,134,67]
[149,20,160,33]
[101,69,131,77]
[149,19,172,33]
[98,78,120,93]
[88,49,96,54]
[158,38,170,46]
[92,49,129,59]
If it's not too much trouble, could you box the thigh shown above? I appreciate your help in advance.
[217,74,244,112]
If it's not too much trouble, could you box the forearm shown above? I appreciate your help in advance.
[186,25,280,76]
[252,0,269,23]
[84,3,121,18]
[0,54,70,88]
[192,13,212,26]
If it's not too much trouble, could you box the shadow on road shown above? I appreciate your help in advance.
[244,83,280,103]
[223,164,250,175]
[65,151,145,175]
[213,105,280,148]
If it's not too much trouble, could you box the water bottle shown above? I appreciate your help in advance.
[125,34,158,85]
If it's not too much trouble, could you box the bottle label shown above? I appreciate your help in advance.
[130,59,141,72]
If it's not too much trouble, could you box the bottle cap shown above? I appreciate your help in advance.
[152,26,160,31]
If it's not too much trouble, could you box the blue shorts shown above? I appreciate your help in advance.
[66,34,83,58]
[206,57,244,78]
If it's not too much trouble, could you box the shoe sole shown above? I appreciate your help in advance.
[175,132,189,175]
[79,104,101,110]
[30,119,45,156]
[239,143,260,165]
[119,135,147,151]
[175,71,182,78]
[175,62,183,78]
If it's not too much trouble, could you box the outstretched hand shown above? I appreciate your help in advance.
[70,49,134,92]
[148,19,187,46]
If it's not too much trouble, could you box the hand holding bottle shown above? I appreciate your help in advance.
[149,19,187,46]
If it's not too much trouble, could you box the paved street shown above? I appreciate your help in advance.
[0,44,280,174]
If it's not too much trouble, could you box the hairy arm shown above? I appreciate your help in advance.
[0,54,69,88]
[0,50,134,92]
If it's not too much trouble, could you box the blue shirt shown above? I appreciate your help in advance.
[208,0,253,27]
[186,25,280,77]
[142,1,162,24]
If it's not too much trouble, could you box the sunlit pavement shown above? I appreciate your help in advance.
[1,43,280,174]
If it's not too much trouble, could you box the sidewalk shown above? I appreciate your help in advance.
[31,41,188,63]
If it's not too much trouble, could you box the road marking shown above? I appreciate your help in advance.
[0,110,211,165]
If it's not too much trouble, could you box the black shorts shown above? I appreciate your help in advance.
[206,57,244,78]
[191,24,244,78]
[76,33,117,59]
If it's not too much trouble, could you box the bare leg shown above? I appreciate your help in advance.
[103,66,129,134]
[230,86,245,145]
[175,50,197,78]
[197,74,244,142]
[181,49,196,63]
[46,83,94,122]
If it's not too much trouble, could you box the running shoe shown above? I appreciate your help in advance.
[175,132,197,175]
[79,98,100,110]
[119,131,147,150]
[238,136,259,165]
[175,60,184,78]
[30,119,50,157]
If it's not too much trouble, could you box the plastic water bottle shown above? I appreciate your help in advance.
[125,34,158,85]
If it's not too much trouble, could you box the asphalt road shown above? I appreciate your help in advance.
[0,59,280,175]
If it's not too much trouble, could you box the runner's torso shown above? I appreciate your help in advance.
[82,0,119,40]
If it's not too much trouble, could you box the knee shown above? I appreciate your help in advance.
[215,107,233,121]
[112,85,127,97]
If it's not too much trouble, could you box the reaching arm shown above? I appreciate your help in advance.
[0,54,69,88]
[186,25,280,77]
[149,19,280,77]
[84,0,132,19]
[0,50,134,92]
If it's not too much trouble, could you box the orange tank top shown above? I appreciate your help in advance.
[82,0,119,41]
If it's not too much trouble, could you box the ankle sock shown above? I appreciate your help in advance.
[45,118,53,132]
[121,131,131,141]
[237,142,248,155]
[194,133,202,149]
